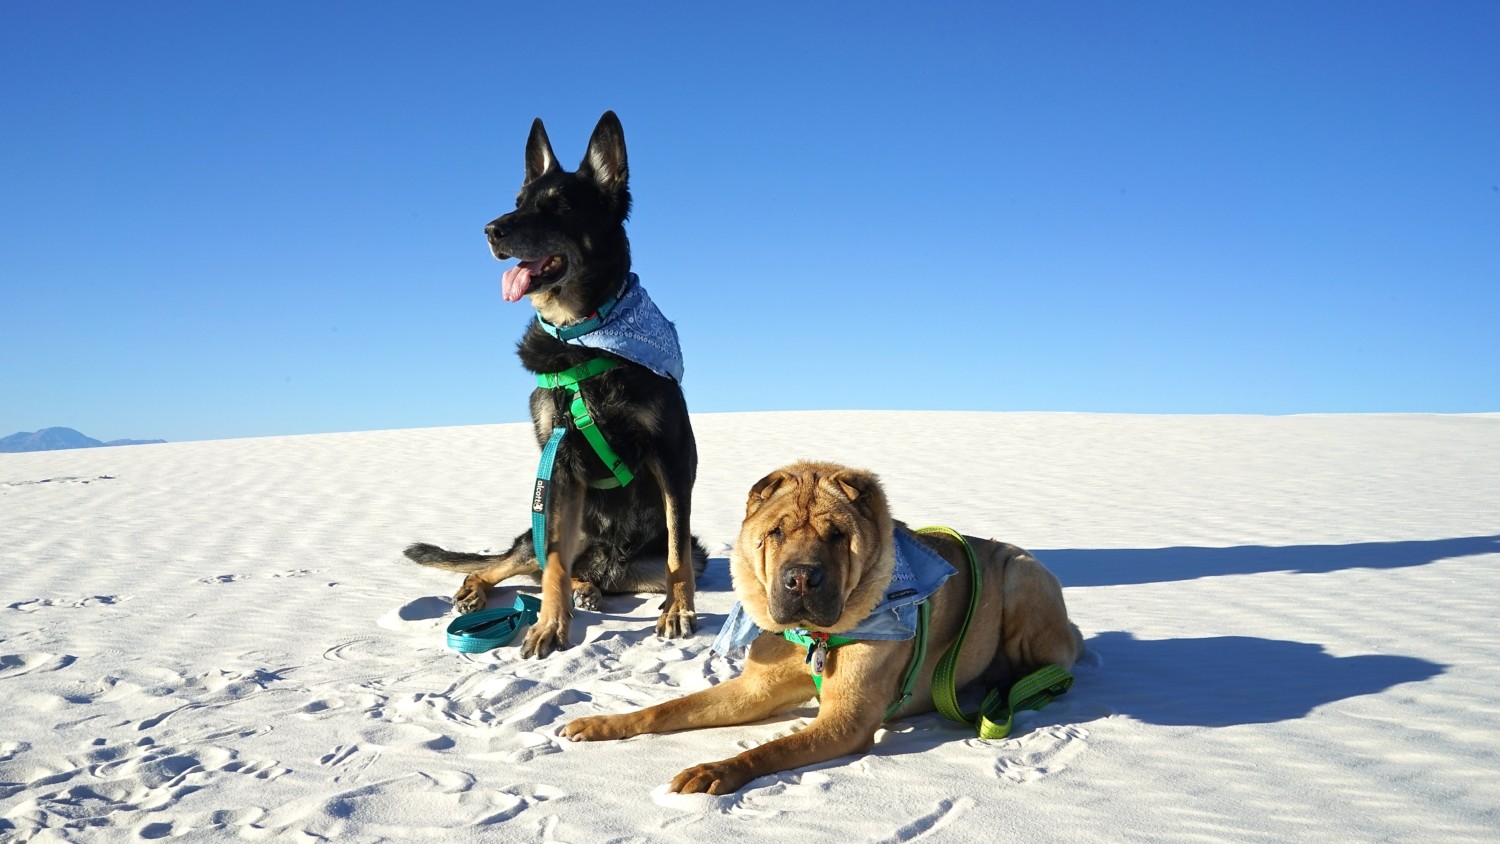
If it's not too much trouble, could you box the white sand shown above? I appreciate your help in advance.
[3,411,1498,842]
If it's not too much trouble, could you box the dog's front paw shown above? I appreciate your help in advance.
[669,759,750,795]
[572,580,603,612]
[655,603,698,638]
[453,576,489,614]
[520,615,571,658]
[560,714,637,742]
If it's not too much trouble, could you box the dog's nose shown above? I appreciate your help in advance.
[781,565,824,594]
[485,222,508,239]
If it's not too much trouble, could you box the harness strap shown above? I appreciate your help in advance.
[531,357,635,574]
[887,600,931,718]
[782,602,929,721]
[783,629,857,694]
[535,356,619,389]
[536,359,635,489]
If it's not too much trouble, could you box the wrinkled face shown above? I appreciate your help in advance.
[730,462,896,633]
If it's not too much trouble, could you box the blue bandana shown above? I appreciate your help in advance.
[539,273,684,382]
[711,528,958,654]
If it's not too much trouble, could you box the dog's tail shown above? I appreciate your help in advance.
[404,542,517,573]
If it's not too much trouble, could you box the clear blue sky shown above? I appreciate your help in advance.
[3,2,1496,443]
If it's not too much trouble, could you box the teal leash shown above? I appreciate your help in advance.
[446,594,543,652]
[531,427,567,566]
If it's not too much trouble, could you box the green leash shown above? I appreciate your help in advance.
[785,527,1072,739]
[919,526,1073,740]
[530,357,635,568]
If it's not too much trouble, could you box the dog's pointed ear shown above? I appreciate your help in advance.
[830,468,884,519]
[525,117,558,185]
[746,468,795,519]
[580,110,629,206]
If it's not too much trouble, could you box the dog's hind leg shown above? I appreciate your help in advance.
[405,532,539,614]
[998,544,1082,676]
[570,576,604,612]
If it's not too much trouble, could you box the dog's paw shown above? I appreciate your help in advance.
[571,580,603,612]
[655,604,698,639]
[669,759,749,795]
[559,714,636,742]
[520,616,571,659]
[453,577,488,614]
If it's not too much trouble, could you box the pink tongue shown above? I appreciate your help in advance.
[502,260,543,302]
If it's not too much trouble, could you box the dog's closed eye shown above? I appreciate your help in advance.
[758,526,784,548]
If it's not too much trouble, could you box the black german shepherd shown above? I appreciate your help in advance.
[406,111,706,658]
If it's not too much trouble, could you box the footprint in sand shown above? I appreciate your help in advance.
[2,475,116,488]
[5,741,292,840]
[991,724,1091,783]
[319,742,381,783]
[7,595,127,612]
[504,731,562,764]
[501,688,588,733]
[358,722,456,752]
[221,759,290,780]
[873,796,976,844]
[0,652,77,679]
[650,769,832,819]
[245,774,560,837]
[322,636,386,662]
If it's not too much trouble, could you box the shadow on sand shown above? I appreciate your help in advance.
[1037,534,1500,588]
[1074,630,1445,727]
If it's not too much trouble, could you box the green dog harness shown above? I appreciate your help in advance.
[785,526,1073,739]
[530,357,635,568]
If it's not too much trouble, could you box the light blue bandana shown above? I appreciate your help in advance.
[541,273,684,382]
[711,528,959,654]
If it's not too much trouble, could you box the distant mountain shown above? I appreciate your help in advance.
[0,427,166,453]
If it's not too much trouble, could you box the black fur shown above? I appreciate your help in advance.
[406,112,705,645]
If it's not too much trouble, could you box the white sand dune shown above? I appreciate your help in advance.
[3,411,1498,842]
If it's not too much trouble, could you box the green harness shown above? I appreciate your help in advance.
[530,357,634,568]
[783,526,1074,740]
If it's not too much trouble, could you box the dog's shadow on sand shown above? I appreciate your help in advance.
[1071,630,1446,728]
[1037,534,1500,588]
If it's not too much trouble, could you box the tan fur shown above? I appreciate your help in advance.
[561,460,1081,793]
[649,457,697,637]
